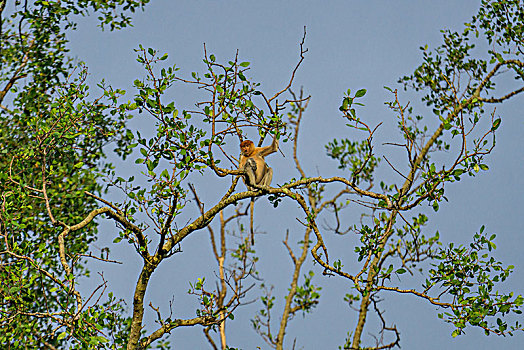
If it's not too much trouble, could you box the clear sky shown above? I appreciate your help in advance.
[69,1,524,349]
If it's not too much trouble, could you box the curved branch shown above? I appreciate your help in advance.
[376,286,452,308]
[478,85,524,103]
[139,316,221,349]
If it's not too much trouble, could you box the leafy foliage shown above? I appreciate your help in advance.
[0,0,145,348]
[1,1,524,350]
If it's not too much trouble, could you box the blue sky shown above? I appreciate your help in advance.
[68,1,524,349]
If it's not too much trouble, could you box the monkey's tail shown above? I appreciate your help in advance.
[250,198,255,245]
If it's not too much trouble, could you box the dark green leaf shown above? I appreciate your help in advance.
[491,118,501,131]
[355,89,367,98]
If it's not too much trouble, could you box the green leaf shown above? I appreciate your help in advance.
[342,98,350,110]
[239,62,250,67]
[355,89,367,98]
[491,118,501,131]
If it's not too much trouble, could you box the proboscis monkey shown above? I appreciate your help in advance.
[239,135,278,244]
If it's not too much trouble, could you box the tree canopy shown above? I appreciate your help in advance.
[1,1,523,349]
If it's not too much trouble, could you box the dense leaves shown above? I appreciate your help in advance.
[1,1,523,349]
[0,0,145,348]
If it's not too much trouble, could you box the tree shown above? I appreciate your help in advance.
[1,0,523,349]
[0,0,149,348]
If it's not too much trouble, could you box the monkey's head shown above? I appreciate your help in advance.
[240,140,255,156]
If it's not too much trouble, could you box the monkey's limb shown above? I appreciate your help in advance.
[244,158,258,191]
[262,165,273,187]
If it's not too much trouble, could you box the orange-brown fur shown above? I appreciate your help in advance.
[238,136,278,244]
[238,138,278,186]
